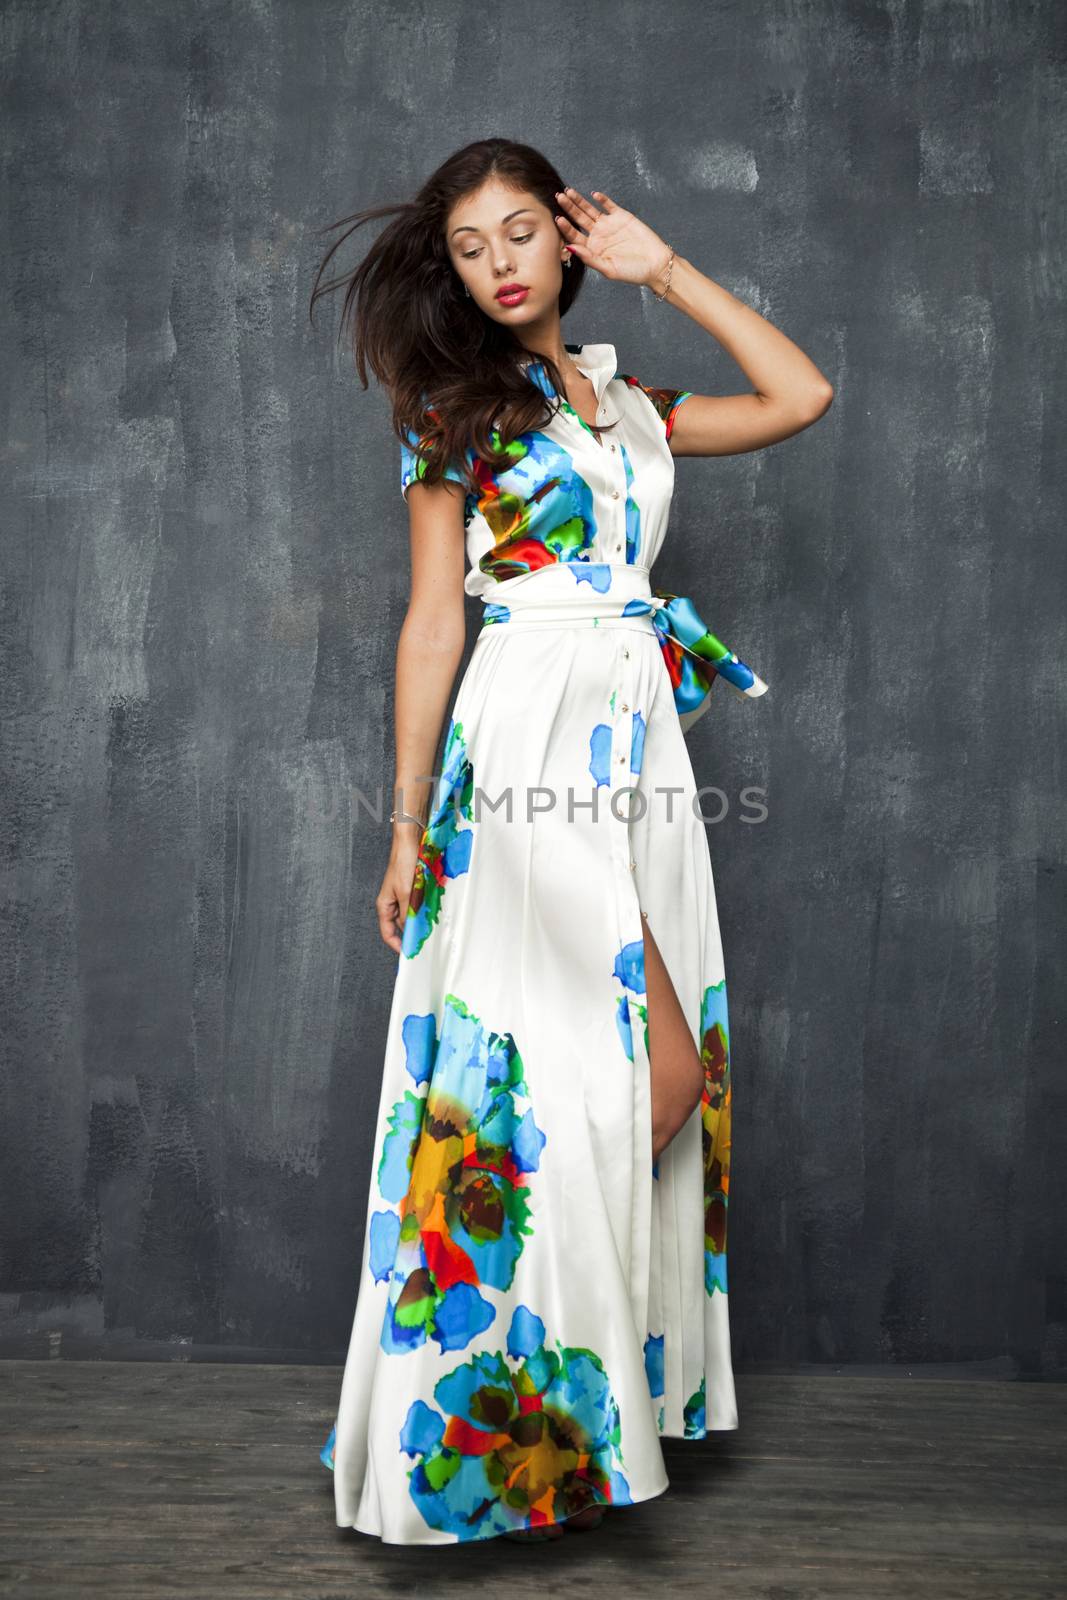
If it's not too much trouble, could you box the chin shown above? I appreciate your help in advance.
[484,294,544,324]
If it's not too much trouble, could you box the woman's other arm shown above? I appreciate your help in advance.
[377,478,468,953]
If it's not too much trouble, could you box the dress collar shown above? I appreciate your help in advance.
[519,341,622,423]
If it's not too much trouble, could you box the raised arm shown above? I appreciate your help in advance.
[552,186,834,457]
[656,255,834,457]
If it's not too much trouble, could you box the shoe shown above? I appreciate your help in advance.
[564,1503,607,1531]
[503,1522,565,1543]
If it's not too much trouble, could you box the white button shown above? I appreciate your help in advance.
[610,443,617,452]
[617,755,625,764]
[621,702,629,711]
[612,490,620,500]
[629,859,636,870]
[623,648,630,658]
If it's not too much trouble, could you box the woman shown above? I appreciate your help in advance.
[310,137,832,1546]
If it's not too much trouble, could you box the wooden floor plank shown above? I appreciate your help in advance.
[0,1363,1063,1599]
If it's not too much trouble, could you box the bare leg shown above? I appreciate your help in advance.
[640,910,704,1162]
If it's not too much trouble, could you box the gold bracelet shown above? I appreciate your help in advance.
[652,245,675,302]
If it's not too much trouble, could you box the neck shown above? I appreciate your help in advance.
[516,334,574,374]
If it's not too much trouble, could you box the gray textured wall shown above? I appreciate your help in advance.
[1,0,1063,1374]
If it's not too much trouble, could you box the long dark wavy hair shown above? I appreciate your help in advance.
[308,138,604,496]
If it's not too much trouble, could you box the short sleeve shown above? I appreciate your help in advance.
[619,375,694,443]
[399,418,469,501]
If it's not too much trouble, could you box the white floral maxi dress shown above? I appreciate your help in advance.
[319,343,768,1544]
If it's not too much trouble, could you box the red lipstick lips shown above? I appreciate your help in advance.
[495,283,529,305]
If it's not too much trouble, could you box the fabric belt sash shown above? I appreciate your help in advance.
[477,564,768,735]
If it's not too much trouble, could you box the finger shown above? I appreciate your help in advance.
[377,894,401,952]
[560,186,602,225]
[554,212,585,243]
[554,193,590,236]
[590,189,621,213]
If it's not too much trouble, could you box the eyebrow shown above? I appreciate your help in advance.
[449,208,537,239]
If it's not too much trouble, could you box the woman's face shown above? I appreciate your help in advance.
[445,177,567,327]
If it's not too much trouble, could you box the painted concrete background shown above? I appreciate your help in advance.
[1,1,1063,1373]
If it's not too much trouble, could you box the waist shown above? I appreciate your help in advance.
[477,562,665,634]
[472,558,770,725]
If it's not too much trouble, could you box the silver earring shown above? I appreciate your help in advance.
[464,284,470,296]
[563,254,571,269]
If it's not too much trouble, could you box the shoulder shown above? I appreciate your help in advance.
[615,371,686,412]
[398,400,475,505]
[614,371,694,440]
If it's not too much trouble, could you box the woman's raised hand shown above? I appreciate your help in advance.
[554,187,672,291]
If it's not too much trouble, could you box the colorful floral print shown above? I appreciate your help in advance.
[400,410,472,503]
[571,560,614,593]
[616,374,694,442]
[629,708,646,773]
[618,439,642,561]
[589,721,613,787]
[643,1332,664,1409]
[402,717,475,959]
[613,935,650,1067]
[646,1331,666,1431]
[588,714,643,787]
[617,591,769,733]
[398,1304,633,1539]
[650,590,769,704]
[589,703,646,784]
[683,1375,707,1439]
[474,431,601,582]
[369,993,547,1354]
[699,980,731,1296]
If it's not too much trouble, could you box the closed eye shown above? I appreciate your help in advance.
[461,233,534,260]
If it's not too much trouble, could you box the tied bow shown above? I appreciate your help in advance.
[625,590,769,733]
